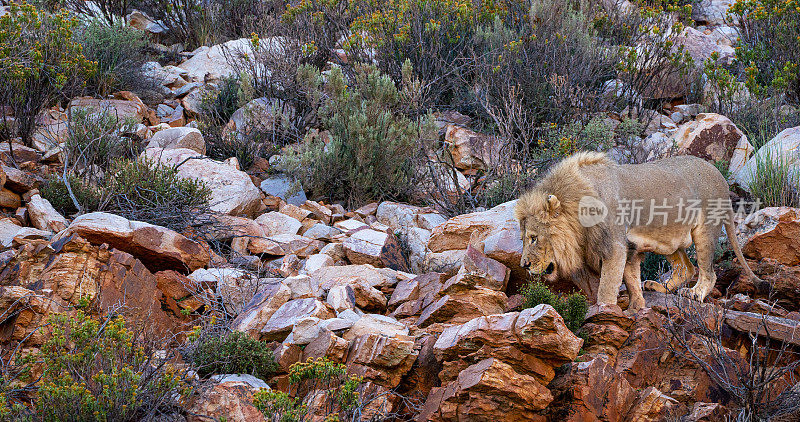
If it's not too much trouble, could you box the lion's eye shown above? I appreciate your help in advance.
[530,236,537,244]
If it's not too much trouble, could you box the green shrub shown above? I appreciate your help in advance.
[76,20,150,96]
[284,62,430,206]
[521,279,588,333]
[199,76,245,128]
[63,108,139,182]
[40,175,103,216]
[25,311,189,421]
[0,2,95,145]
[729,0,800,102]
[188,330,278,381]
[106,158,212,230]
[253,357,362,422]
[747,147,800,208]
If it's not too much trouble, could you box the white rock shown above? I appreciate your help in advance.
[27,194,68,232]
[142,148,262,217]
[146,127,205,154]
[254,212,302,236]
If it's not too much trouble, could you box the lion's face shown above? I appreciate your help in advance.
[518,194,561,276]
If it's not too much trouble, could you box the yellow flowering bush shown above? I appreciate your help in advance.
[0,2,95,145]
[21,311,190,421]
[253,358,363,422]
[729,0,800,100]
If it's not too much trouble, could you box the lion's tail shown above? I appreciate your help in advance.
[725,215,761,283]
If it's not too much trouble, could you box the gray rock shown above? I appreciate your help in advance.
[260,175,307,206]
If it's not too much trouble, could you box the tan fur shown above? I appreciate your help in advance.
[515,151,760,311]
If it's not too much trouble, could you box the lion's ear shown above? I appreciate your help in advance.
[547,194,561,217]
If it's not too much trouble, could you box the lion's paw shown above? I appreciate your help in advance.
[643,280,666,293]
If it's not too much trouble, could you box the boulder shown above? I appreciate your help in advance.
[420,358,552,422]
[547,356,637,422]
[672,113,753,176]
[2,165,41,193]
[626,387,683,422]
[260,175,306,206]
[26,194,68,232]
[145,127,205,154]
[433,306,582,384]
[343,228,407,269]
[178,38,254,83]
[428,200,520,255]
[254,211,302,236]
[0,236,183,345]
[224,97,292,140]
[691,0,736,25]
[303,329,350,362]
[346,333,417,388]
[187,378,266,422]
[68,96,149,123]
[343,314,408,341]
[260,298,334,341]
[675,27,735,73]
[734,126,800,190]
[0,219,52,248]
[249,233,323,257]
[443,125,500,171]
[126,10,166,34]
[60,212,210,273]
[739,207,800,266]
[231,282,292,338]
[143,147,262,216]
[311,264,400,292]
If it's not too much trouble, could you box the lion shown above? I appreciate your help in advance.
[514,151,759,311]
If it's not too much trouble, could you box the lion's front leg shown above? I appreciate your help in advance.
[596,245,627,307]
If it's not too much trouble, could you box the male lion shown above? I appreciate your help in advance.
[514,151,759,311]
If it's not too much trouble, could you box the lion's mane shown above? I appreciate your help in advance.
[514,151,613,279]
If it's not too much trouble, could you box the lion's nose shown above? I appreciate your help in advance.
[520,259,530,269]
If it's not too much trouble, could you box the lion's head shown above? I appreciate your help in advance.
[515,151,612,279]
[517,194,562,276]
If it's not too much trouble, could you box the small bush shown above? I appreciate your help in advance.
[106,158,212,230]
[23,311,189,421]
[747,147,800,208]
[40,176,103,216]
[198,76,245,128]
[521,279,588,333]
[729,0,800,102]
[187,330,278,381]
[0,2,95,145]
[284,62,430,206]
[63,108,139,183]
[76,20,151,97]
[253,357,362,422]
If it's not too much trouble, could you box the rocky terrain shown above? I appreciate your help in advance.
[1,0,800,420]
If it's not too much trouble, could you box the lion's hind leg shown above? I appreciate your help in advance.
[642,249,696,294]
[678,225,719,301]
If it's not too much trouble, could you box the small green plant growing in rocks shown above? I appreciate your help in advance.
[40,175,103,216]
[15,311,189,421]
[187,330,278,381]
[253,357,363,422]
[747,147,800,208]
[521,279,588,333]
[105,158,212,230]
